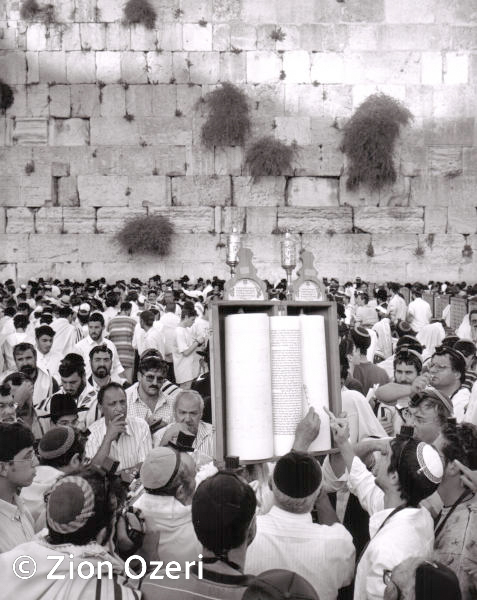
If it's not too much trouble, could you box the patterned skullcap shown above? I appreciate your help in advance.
[46,476,95,534]
[39,426,75,460]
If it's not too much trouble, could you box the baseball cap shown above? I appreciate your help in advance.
[78,302,91,313]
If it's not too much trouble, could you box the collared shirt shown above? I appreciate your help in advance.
[126,381,180,425]
[349,457,435,600]
[387,293,408,323]
[73,336,123,379]
[0,495,35,553]
[450,386,471,423]
[153,420,214,457]
[85,416,152,470]
[245,506,355,600]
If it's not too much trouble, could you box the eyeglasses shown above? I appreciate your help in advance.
[383,569,402,599]
[144,375,165,384]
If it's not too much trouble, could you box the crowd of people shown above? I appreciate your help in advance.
[0,273,475,599]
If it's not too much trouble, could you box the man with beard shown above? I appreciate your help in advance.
[11,342,58,408]
[37,354,96,429]
[74,312,124,380]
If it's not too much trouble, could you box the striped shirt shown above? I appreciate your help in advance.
[126,381,180,425]
[107,315,137,369]
[85,416,152,470]
[153,420,214,457]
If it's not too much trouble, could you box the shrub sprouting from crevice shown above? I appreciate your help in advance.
[20,0,55,22]
[115,214,174,256]
[341,93,413,192]
[0,81,14,113]
[123,0,157,29]
[245,136,299,181]
[201,82,251,148]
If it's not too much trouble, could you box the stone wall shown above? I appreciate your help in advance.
[1,0,477,283]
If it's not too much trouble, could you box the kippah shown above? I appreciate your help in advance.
[416,442,444,484]
[243,569,319,600]
[273,451,322,499]
[353,325,370,339]
[47,476,95,534]
[39,426,75,460]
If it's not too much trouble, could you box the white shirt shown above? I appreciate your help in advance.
[173,326,200,384]
[245,505,355,600]
[2,331,27,371]
[407,297,432,332]
[74,335,123,379]
[85,416,152,471]
[158,312,180,359]
[464,381,477,425]
[348,457,435,600]
[153,420,214,457]
[451,386,471,423]
[0,495,35,553]
[387,294,408,323]
[51,317,78,356]
[141,326,166,358]
[36,349,63,381]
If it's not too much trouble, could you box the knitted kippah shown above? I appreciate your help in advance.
[39,426,75,460]
[46,476,95,534]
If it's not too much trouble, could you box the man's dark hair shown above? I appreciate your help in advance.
[350,328,370,355]
[58,306,73,319]
[181,307,196,320]
[432,347,466,384]
[13,342,36,359]
[393,350,422,376]
[358,293,369,304]
[105,293,119,308]
[138,356,168,375]
[453,339,476,359]
[35,325,55,339]
[165,302,176,313]
[40,430,86,468]
[97,381,125,405]
[13,313,29,330]
[120,301,132,312]
[387,438,439,507]
[89,344,113,361]
[59,355,86,379]
[0,422,35,461]
[88,312,104,327]
[441,422,477,470]
[140,310,155,327]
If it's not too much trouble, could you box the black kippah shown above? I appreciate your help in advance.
[273,451,322,499]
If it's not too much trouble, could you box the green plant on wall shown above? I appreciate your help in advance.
[201,82,251,148]
[341,93,413,191]
[245,136,299,181]
[0,81,14,113]
[20,0,55,23]
[123,0,157,29]
[115,214,174,256]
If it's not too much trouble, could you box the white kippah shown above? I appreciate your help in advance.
[417,443,444,484]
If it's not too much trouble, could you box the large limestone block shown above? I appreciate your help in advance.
[246,206,277,234]
[215,146,243,176]
[186,145,215,176]
[78,175,129,206]
[38,52,67,83]
[21,174,52,206]
[240,0,277,23]
[416,234,471,265]
[28,233,79,261]
[183,24,213,51]
[299,24,347,52]
[444,52,468,85]
[137,117,193,145]
[189,51,220,84]
[301,233,371,264]
[172,51,191,83]
[421,51,442,84]
[100,84,126,117]
[153,145,187,175]
[463,148,477,176]
[282,51,310,84]
[411,175,477,208]
[171,175,231,206]
[76,233,126,262]
[105,24,130,51]
[149,207,215,233]
[246,51,281,83]
[423,118,474,146]
[233,177,286,206]
[311,52,344,84]
[292,145,343,177]
[97,0,123,22]
[176,84,202,115]
[371,233,420,262]
[35,207,63,233]
[157,23,183,51]
[130,24,157,51]
[62,24,82,51]
[221,206,246,233]
[96,207,147,233]
[273,117,311,145]
[146,52,174,84]
[58,177,80,207]
[90,117,140,145]
[181,0,213,21]
[26,84,49,118]
[125,85,154,116]
[0,177,21,206]
[62,207,95,232]
[229,23,257,50]
[384,0,434,24]
[213,23,230,51]
[152,84,177,116]
[70,84,101,117]
[6,207,35,233]
[447,206,477,234]
[354,207,424,233]
[277,207,353,233]
[96,51,121,84]
[347,24,380,51]
[219,52,246,83]
[49,85,71,118]
[121,52,148,84]
[126,175,170,208]
[66,52,96,84]
[0,234,29,262]
[287,177,339,207]
[80,23,106,50]
[340,176,411,208]
[424,207,447,233]
[428,146,462,176]
[49,118,90,146]
[342,0,385,22]
[158,233,220,261]
[242,83,285,116]
[0,24,17,50]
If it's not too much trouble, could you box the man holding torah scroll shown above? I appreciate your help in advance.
[245,409,356,600]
